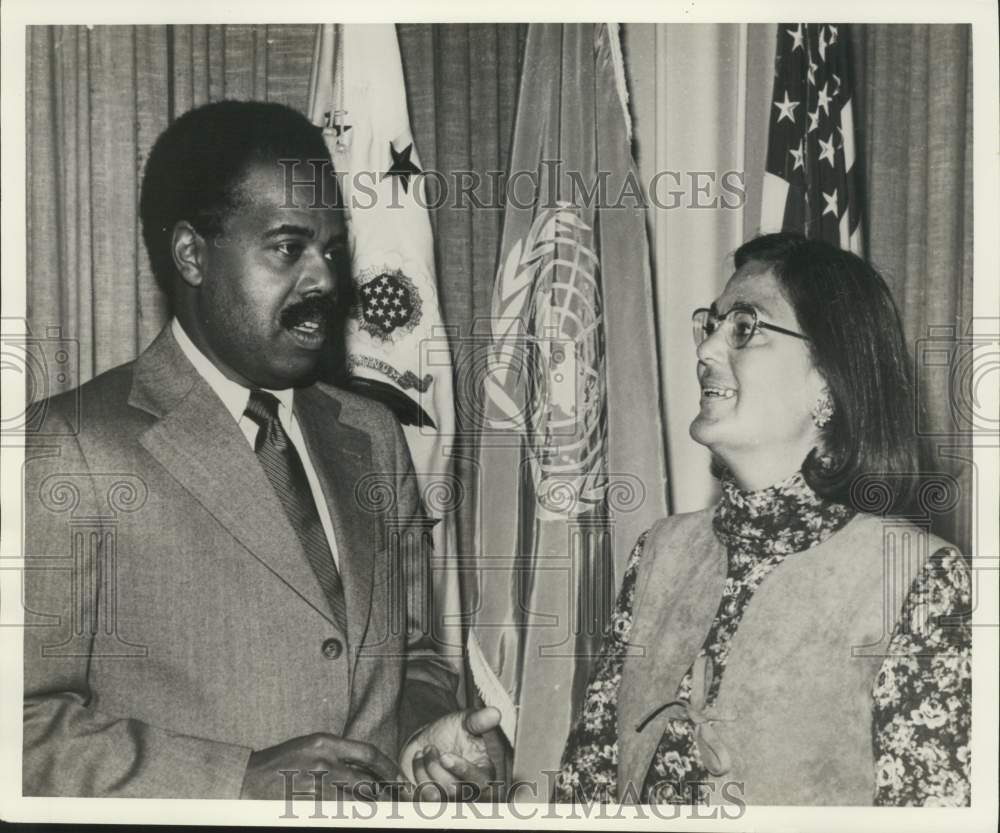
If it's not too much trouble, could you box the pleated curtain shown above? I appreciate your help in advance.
[854,24,974,552]
[396,24,527,564]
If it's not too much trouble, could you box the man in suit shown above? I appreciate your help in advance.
[22,100,499,799]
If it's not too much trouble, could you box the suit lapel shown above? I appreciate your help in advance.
[295,386,377,656]
[130,327,336,625]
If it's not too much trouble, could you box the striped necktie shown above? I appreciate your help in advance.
[244,390,348,636]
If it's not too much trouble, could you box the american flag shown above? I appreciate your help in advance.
[761,23,864,253]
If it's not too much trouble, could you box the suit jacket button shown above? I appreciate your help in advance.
[321,637,343,660]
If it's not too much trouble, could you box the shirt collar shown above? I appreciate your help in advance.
[171,318,294,423]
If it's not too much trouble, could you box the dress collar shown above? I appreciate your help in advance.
[712,469,856,558]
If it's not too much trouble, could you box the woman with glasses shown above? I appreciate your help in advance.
[554,232,971,806]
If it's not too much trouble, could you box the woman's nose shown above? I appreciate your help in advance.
[696,321,729,364]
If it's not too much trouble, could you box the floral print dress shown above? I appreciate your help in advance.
[871,548,972,805]
[554,472,971,806]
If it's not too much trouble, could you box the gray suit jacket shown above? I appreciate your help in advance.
[22,326,458,797]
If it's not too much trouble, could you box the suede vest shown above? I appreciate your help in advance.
[617,508,949,806]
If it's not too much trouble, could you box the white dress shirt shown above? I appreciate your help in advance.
[171,319,340,568]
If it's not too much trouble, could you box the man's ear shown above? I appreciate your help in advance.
[171,221,208,288]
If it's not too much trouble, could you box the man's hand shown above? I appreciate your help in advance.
[400,707,502,800]
[240,733,408,800]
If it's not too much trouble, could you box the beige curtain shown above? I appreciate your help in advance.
[28,25,168,382]
[623,23,777,514]
[396,24,526,568]
[855,24,974,553]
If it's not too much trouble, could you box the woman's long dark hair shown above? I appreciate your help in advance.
[732,233,919,512]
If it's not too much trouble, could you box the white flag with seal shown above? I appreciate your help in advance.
[308,24,462,675]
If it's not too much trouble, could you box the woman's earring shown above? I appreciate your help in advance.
[811,395,834,428]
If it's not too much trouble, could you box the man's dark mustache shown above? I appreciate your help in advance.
[280,295,341,329]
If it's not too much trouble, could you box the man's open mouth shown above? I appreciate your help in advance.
[286,319,326,348]
[280,296,339,349]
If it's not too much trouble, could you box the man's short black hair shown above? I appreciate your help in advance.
[139,100,333,295]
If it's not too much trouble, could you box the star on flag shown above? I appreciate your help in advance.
[773,90,800,124]
[761,22,864,252]
[786,24,804,52]
[789,140,805,171]
[818,134,837,167]
[816,82,833,116]
[383,141,422,193]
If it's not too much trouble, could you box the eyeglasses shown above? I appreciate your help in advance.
[691,304,810,350]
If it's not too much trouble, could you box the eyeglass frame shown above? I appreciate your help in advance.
[691,303,810,350]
